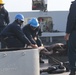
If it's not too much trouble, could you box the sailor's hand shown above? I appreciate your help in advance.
[64,33,70,41]
[34,37,37,40]
[30,44,38,48]
[37,46,45,50]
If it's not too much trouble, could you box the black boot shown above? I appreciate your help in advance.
[69,70,75,75]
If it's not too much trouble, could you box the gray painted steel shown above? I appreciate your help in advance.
[0,49,39,75]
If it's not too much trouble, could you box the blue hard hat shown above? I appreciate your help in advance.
[28,18,39,27]
[15,14,24,21]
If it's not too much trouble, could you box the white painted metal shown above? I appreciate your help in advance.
[9,11,68,32]
[42,32,65,37]
[0,49,39,75]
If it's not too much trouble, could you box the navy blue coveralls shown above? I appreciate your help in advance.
[0,7,10,48]
[0,7,10,32]
[22,24,42,47]
[0,21,31,48]
[66,0,76,72]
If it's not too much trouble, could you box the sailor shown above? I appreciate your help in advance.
[0,14,37,49]
[22,18,51,63]
[0,0,10,48]
[64,0,76,75]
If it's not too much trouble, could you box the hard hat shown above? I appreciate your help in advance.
[28,18,39,27]
[15,14,24,21]
[0,0,4,4]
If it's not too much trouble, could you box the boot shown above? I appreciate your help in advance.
[69,70,75,75]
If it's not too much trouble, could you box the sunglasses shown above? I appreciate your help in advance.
[21,21,24,23]
[30,26,37,29]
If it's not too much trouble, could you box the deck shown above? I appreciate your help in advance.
[40,59,70,75]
